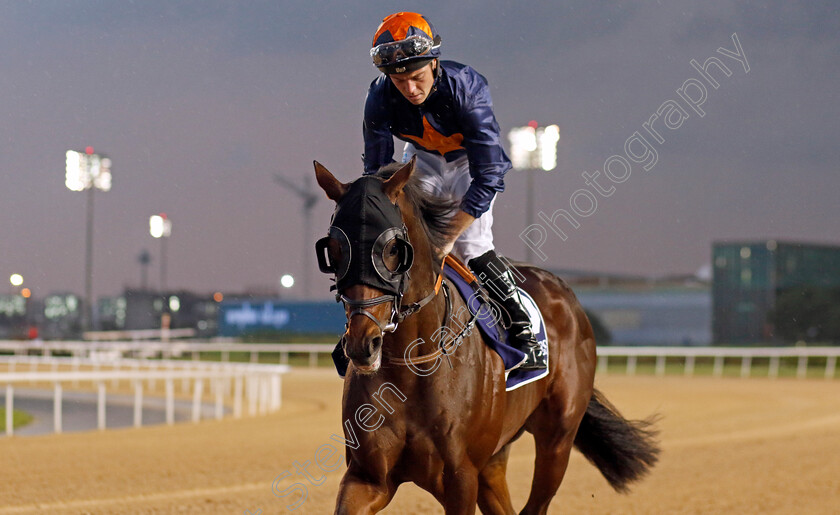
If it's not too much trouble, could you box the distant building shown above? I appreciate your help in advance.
[0,294,29,339]
[40,293,84,340]
[552,269,712,346]
[99,289,219,338]
[712,240,840,343]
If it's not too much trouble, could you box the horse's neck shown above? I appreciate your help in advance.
[392,281,449,352]
[387,205,466,376]
[388,278,476,373]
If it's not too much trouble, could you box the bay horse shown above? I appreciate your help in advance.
[314,157,659,514]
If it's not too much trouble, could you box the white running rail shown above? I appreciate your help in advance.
[0,355,288,436]
[0,340,334,367]
[1,341,838,380]
[596,346,840,379]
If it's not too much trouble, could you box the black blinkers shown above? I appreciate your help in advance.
[315,176,414,296]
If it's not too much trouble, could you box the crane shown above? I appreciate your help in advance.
[273,173,320,299]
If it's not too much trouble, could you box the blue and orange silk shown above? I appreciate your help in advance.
[363,60,511,219]
[373,12,436,46]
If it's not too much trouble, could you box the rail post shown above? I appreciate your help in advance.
[192,378,203,423]
[740,356,752,378]
[97,382,106,430]
[713,356,724,377]
[215,378,224,420]
[134,380,143,428]
[53,383,62,434]
[271,374,281,411]
[5,384,13,436]
[826,356,837,380]
[166,378,175,425]
[769,356,780,378]
[685,355,695,376]
[259,377,269,415]
[797,356,808,379]
[655,355,666,377]
[233,375,243,418]
[247,376,258,416]
[626,355,637,376]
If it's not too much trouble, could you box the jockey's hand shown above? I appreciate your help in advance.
[435,239,455,261]
[435,210,476,260]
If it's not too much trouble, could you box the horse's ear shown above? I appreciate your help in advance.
[314,161,348,202]
[383,155,415,202]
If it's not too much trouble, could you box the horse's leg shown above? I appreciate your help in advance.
[440,462,480,515]
[477,444,516,515]
[519,432,576,515]
[334,467,396,515]
[519,393,588,515]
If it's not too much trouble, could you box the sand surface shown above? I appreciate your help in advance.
[1,369,838,514]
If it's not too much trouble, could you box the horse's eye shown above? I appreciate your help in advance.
[328,238,342,260]
[382,240,401,272]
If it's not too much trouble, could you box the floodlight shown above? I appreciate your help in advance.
[280,274,295,288]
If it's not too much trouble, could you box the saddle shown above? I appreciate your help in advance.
[442,255,549,390]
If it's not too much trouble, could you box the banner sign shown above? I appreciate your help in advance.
[218,300,345,336]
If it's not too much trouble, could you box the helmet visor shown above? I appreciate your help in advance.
[371,35,438,68]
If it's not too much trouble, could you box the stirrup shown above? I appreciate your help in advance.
[518,347,547,370]
[510,325,547,370]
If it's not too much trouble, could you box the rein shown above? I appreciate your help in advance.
[338,260,478,367]
[387,279,480,367]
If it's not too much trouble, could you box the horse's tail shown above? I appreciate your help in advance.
[573,389,660,493]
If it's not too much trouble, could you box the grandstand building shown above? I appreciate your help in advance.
[553,269,712,346]
[712,240,840,343]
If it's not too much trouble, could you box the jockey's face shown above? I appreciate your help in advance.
[389,61,436,105]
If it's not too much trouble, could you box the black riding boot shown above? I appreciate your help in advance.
[468,250,547,371]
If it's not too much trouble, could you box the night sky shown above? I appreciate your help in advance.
[1,1,837,300]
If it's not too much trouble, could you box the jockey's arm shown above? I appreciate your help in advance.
[437,209,476,259]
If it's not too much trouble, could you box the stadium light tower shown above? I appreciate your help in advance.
[65,146,112,333]
[273,173,319,299]
[9,274,23,296]
[149,214,172,292]
[508,122,560,264]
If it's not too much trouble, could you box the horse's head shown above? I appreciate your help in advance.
[314,157,440,374]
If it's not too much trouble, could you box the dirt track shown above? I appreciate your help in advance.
[1,369,838,514]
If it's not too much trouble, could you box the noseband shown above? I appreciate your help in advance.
[337,269,443,335]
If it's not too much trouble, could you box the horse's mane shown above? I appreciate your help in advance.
[373,163,460,255]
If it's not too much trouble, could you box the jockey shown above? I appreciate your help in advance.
[363,12,547,371]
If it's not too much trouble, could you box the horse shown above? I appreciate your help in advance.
[313,157,659,514]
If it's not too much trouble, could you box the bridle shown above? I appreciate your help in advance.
[314,176,443,338]
[336,265,443,335]
[318,225,479,368]
[314,175,478,366]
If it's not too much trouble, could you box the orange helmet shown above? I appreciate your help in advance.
[371,12,441,74]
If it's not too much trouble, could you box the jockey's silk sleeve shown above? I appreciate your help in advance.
[363,78,396,175]
[452,68,510,218]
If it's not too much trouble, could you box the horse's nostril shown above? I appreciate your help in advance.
[369,336,383,356]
